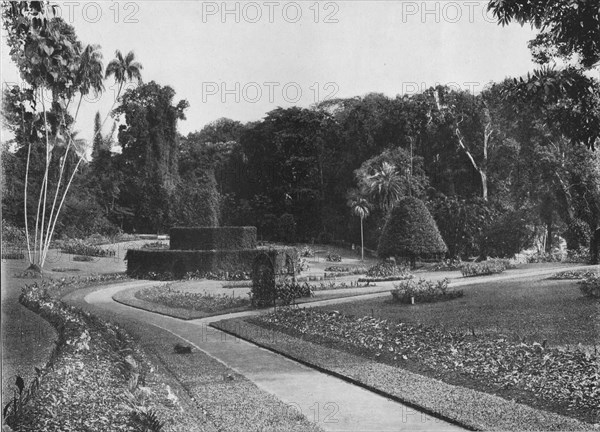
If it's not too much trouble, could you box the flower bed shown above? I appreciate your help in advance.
[8,279,178,430]
[253,308,600,422]
[390,278,462,304]
[549,270,598,280]
[135,284,250,312]
[60,238,116,257]
[460,259,512,277]
[358,261,413,282]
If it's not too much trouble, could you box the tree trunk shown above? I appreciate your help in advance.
[590,227,600,265]
[360,217,364,261]
[545,221,553,253]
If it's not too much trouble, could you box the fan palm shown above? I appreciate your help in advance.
[348,195,371,261]
[366,161,403,213]
[105,49,143,101]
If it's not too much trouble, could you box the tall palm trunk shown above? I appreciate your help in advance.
[360,216,365,261]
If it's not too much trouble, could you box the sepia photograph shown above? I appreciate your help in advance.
[1,1,599,430]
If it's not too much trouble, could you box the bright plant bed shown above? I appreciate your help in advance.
[359,260,414,283]
[460,259,514,277]
[135,284,250,313]
[60,238,116,257]
[246,308,599,425]
[9,279,187,431]
[390,278,462,304]
[213,317,591,431]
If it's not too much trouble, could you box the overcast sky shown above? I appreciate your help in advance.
[1,1,539,143]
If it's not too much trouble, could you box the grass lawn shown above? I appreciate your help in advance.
[317,277,599,347]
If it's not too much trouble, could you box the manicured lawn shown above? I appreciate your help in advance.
[316,277,599,347]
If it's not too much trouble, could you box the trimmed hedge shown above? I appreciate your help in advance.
[126,247,296,279]
[378,197,447,263]
[170,226,257,251]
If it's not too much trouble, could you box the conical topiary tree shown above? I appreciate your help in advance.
[377,196,447,267]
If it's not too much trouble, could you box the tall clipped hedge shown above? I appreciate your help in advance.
[170,227,257,250]
[378,197,447,265]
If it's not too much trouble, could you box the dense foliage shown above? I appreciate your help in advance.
[2,1,600,267]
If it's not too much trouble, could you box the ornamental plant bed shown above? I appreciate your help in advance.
[390,278,463,304]
[10,279,192,431]
[60,238,116,257]
[244,308,600,425]
[460,260,507,277]
[212,317,592,431]
[135,284,250,313]
[359,260,414,283]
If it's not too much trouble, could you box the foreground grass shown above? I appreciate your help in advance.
[318,277,599,347]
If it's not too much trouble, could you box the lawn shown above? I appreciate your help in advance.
[316,276,599,347]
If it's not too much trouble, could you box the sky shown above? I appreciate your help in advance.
[1,1,540,143]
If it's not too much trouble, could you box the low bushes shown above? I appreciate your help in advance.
[549,270,598,280]
[325,252,342,262]
[359,260,413,282]
[141,241,169,250]
[60,239,115,257]
[10,279,169,431]
[390,278,462,304]
[275,281,313,305]
[578,274,600,298]
[299,246,315,258]
[460,259,514,277]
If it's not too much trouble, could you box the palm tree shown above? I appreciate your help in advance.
[105,50,143,101]
[366,161,403,213]
[74,44,104,120]
[348,195,371,261]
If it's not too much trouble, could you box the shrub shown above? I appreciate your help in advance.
[578,274,600,298]
[565,246,590,263]
[325,252,342,262]
[275,281,313,305]
[299,246,315,258]
[378,197,447,266]
[2,220,26,246]
[391,277,462,304]
[278,214,296,243]
[564,218,591,251]
[428,196,497,259]
[482,210,535,258]
[460,260,507,277]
